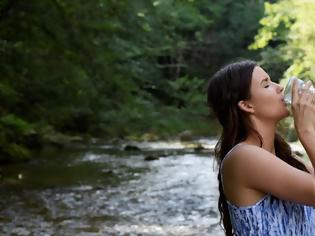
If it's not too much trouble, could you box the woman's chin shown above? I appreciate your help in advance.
[282,109,290,118]
[278,108,290,120]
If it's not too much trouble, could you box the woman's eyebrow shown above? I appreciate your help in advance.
[260,77,269,84]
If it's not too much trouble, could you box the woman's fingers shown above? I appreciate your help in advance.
[292,79,315,112]
[291,79,315,133]
[299,81,313,106]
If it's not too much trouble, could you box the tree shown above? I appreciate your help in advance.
[250,0,315,84]
[0,0,265,161]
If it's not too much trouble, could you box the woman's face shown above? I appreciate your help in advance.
[247,66,289,121]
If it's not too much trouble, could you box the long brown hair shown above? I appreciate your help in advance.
[207,60,309,236]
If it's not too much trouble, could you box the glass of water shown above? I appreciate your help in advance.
[283,77,315,105]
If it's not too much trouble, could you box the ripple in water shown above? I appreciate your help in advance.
[0,144,224,236]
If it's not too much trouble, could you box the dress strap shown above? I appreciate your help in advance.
[219,143,245,192]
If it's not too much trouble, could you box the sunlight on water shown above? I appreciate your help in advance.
[0,140,224,235]
[116,138,217,151]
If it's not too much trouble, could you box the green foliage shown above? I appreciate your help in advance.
[250,0,315,83]
[0,0,265,161]
[167,76,206,112]
[0,114,34,138]
[0,114,33,162]
[250,0,315,140]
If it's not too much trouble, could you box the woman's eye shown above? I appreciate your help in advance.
[264,84,269,88]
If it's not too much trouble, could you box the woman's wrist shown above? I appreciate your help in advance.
[296,129,315,169]
[296,126,315,138]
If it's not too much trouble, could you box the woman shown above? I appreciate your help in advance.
[207,60,315,235]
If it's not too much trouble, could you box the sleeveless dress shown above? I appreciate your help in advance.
[220,144,315,236]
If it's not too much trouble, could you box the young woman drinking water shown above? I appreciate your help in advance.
[207,60,315,235]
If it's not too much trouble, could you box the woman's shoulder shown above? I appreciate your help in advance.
[224,143,266,163]
[220,143,270,205]
[224,143,315,208]
[221,143,273,181]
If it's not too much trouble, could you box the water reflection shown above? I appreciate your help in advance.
[0,140,224,235]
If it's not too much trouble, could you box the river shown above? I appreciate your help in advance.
[0,138,224,236]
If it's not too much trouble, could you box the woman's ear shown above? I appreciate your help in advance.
[238,100,254,113]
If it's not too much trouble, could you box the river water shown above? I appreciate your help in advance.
[0,139,224,236]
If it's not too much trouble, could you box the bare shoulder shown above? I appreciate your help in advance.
[222,144,264,180]
[224,143,311,179]
[223,143,315,206]
[223,144,267,175]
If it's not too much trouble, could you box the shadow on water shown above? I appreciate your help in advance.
[0,139,224,236]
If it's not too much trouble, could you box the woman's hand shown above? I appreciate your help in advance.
[291,78,315,170]
[291,79,315,135]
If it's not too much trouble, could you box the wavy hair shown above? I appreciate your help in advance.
[207,60,309,236]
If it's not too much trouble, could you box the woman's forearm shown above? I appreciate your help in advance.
[298,129,315,170]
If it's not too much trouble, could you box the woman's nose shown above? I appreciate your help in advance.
[276,83,284,93]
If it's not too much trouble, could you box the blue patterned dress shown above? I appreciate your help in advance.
[220,145,315,236]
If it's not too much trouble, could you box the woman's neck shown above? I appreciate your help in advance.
[244,119,277,154]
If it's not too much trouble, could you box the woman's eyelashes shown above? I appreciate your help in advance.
[263,83,270,88]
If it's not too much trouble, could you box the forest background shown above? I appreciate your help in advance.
[1,0,315,162]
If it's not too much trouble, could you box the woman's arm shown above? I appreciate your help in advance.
[298,131,315,174]
[226,145,315,207]
[291,79,315,171]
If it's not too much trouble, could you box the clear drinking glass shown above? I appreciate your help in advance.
[283,77,315,105]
